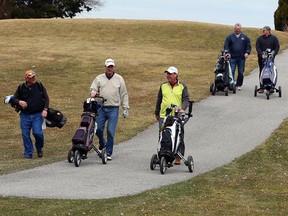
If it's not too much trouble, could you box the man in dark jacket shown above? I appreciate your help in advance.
[224,23,251,90]
[12,70,50,159]
[256,26,280,73]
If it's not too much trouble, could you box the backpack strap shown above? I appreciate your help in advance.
[18,81,43,95]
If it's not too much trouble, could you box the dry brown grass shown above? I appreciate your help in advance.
[0,19,288,174]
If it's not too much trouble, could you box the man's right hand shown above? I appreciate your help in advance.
[19,100,28,109]
[155,114,160,121]
[90,91,97,98]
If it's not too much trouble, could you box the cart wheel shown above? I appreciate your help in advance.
[224,87,228,96]
[74,150,81,167]
[150,154,158,170]
[279,86,282,97]
[160,157,167,174]
[254,85,257,97]
[266,91,270,100]
[187,155,194,173]
[101,148,107,164]
[232,83,236,94]
[209,83,213,92]
[67,149,74,163]
[211,84,216,95]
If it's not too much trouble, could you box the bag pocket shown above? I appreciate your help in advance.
[72,127,87,144]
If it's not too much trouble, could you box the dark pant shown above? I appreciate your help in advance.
[230,57,246,87]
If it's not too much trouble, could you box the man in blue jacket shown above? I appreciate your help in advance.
[224,23,251,90]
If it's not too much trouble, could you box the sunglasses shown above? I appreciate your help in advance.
[26,71,36,77]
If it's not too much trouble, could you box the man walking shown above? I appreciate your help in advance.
[12,70,50,159]
[224,23,251,90]
[90,58,129,160]
[256,26,280,93]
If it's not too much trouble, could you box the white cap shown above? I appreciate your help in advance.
[164,66,178,74]
[105,58,115,67]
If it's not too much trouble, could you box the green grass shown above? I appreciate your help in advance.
[0,19,288,215]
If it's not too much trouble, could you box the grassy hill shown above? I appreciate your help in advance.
[0,19,287,215]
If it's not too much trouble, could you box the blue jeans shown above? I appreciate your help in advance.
[20,112,44,158]
[96,107,119,156]
[230,57,246,87]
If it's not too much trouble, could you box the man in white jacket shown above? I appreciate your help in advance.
[90,58,129,160]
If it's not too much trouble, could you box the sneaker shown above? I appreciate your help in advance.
[258,88,264,93]
[107,156,112,161]
[174,157,181,165]
[24,155,32,159]
[237,86,242,91]
[37,151,43,158]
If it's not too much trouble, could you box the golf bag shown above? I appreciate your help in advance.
[150,101,194,174]
[71,100,98,151]
[46,108,67,128]
[68,96,107,167]
[4,95,67,128]
[214,50,234,91]
[158,112,185,163]
[260,49,277,88]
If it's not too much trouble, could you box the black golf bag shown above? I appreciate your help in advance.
[46,108,67,128]
[214,50,234,91]
[150,101,194,174]
[210,50,235,95]
[158,115,184,163]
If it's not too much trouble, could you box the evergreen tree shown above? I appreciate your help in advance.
[274,0,288,31]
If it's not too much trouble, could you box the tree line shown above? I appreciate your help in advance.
[0,0,103,19]
[0,0,287,32]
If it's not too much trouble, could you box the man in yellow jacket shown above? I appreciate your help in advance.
[155,66,190,164]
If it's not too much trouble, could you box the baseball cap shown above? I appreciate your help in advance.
[262,26,271,31]
[164,66,178,74]
[105,58,115,67]
[24,70,36,78]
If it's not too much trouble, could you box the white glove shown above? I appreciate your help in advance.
[122,108,128,118]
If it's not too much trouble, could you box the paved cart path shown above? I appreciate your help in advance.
[0,50,288,199]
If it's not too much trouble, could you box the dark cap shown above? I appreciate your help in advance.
[262,26,271,31]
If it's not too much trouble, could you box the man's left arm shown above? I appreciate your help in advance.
[40,84,49,118]
[41,84,50,109]
[274,36,280,55]
[120,78,129,118]
[181,83,190,111]
[245,35,252,57]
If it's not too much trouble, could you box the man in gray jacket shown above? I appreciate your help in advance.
[90,58,129,160]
